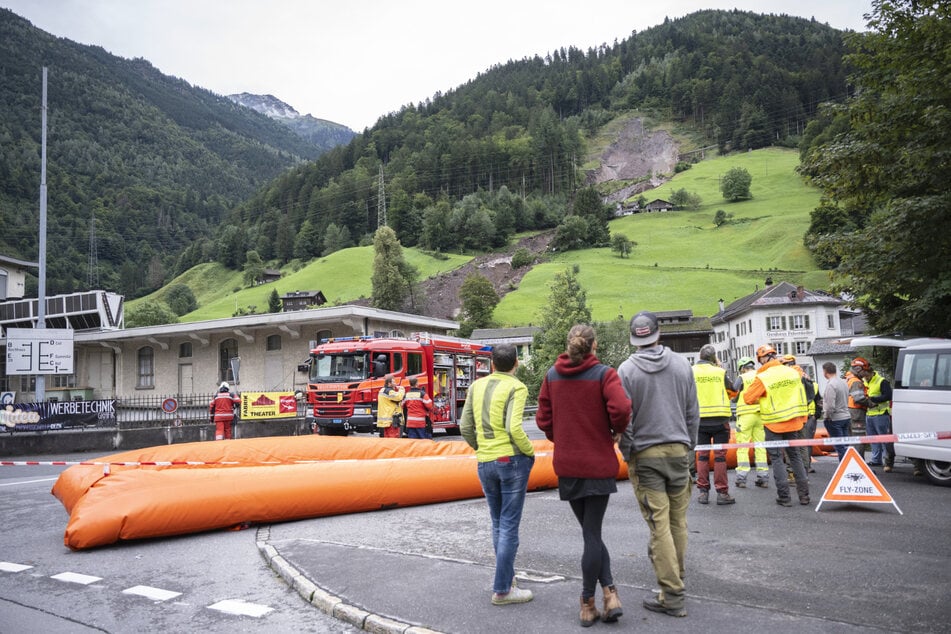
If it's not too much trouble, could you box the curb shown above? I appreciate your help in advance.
[255,525,444,634]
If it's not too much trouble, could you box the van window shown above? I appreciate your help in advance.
[898,351,951,388]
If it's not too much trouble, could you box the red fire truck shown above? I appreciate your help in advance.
[303,333,492,436]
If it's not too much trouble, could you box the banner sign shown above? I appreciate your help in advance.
[240,392,297,421]
[0,399,117,432]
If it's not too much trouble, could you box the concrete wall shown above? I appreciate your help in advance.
[0,418,313,457]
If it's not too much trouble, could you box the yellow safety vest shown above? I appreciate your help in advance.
[757,364,808,424]
[865,373,891,416]
[735,370,760,418]
[693,362,731,418]
[808,379,817,416]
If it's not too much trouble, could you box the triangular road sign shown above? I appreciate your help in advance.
[815,446,902,514]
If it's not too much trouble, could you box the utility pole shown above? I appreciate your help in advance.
[376,164,387,228]
[36,67,48,402]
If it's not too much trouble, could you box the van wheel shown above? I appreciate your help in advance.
[924,460,951,487]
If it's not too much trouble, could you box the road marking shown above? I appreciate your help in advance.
[122,585,183,601]
[0,477,59,487]
[0,562,33,572]
[51,571,103,585]
[208,599,274,617]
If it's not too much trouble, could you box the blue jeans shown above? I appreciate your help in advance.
[824,418,851,460]
[477,454,535,594]
[866,413,893,465]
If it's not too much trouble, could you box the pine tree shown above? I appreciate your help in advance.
[371,226,410,311]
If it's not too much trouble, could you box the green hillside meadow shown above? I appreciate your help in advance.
[131,148,823,327]
[137,248,472,323]
[493,148,826,326]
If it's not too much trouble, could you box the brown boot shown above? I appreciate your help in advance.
[580,596,600,627]
[602,585,623,622]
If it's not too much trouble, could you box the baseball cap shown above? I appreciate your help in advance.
[629,310,660,346]
[851,357,870,370]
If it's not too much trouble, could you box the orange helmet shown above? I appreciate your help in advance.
[781,354,796,366]
[851,357,871,371]
[756,344,777,360]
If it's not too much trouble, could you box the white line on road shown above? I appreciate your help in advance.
[0,477,59,487]
[0,561,33,572]
[208,599,274,617]
[51,571,103,585]
[123,585,183,601]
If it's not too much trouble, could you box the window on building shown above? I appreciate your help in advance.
[266,334,282,351]
[771,341,785,355]
[51,374,77,389]
[827,314,836,329]
[137,346,154,388]
[390,329,406,338]
[315,329,332,343]
[795,341,810,354]
[767,316,786,331]
[179,342,192,358]
[791,314,810,330]
[18,375,36,393]
[219,338,238,384]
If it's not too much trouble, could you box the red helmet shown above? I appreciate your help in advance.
[851,357,871,371]
[756,344,777,360]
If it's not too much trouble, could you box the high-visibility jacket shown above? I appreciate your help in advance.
[692,362,732,418]
[755,363,808,430]
[846,372,868,409]
[865,372,891,416]
[376,385,405,428]
[808,379,818,416]
[735,370,760,418]
[403,386,433,428]
[460,372,533,462]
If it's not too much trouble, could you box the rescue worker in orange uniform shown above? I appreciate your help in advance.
[846,359,872,461]
[743,345,811,506]
[210,381,240,440]
[402,376,434,439]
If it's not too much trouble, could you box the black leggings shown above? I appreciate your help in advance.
[569,495,612,599]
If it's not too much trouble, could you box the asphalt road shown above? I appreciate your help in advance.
[1,420,949,633]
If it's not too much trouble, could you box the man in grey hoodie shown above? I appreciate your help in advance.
[617,310,699,618]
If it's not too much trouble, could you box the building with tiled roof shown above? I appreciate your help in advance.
[709,280,859,379]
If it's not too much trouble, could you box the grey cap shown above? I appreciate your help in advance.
[629,310,660,346]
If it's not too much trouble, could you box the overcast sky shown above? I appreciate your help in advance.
[3,1,872,131]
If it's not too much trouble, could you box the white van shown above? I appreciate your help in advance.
[890,341,951,487]
[847,336,951,487]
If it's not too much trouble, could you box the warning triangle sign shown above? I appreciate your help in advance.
[815,447,902,514]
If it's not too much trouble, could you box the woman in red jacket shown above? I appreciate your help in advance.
[536,324,632,627]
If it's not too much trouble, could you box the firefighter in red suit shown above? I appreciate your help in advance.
[210,382,240,440]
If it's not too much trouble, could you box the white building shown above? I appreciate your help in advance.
[709,281,858,380]
[1,302,458,401]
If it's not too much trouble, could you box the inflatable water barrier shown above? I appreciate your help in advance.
[52,436,628,550]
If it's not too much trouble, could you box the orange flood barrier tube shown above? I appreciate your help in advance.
[52,436,631,550]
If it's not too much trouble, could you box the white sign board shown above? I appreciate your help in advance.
[5,328,74,375]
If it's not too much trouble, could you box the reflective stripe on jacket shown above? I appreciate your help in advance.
[692,362,732,418]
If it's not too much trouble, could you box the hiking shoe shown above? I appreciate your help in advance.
[883,465,893,473]
[492,585,533,605]
[787,472,796,482]
[755,478,769,488]
[776,497,793,507]
[799,496,811,505]
[717,492,736,505]
[735,477,747,488]
[643,597,686,617]
[697,489,709,504]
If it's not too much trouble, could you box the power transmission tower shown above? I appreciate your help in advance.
[377,164,387,228]
[87,214,99,289]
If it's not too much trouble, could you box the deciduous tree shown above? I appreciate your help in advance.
[720,167,752,201]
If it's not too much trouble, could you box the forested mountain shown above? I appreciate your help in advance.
[2,8,850,303]
[0,9,348,296]
[231,9,849,267]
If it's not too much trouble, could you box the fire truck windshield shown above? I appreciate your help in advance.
[310,353,369,382]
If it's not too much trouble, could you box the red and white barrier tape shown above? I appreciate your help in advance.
[694,430,951,452]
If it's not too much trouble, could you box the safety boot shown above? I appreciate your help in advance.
[580,596,600,627]
[602,585,622,622]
